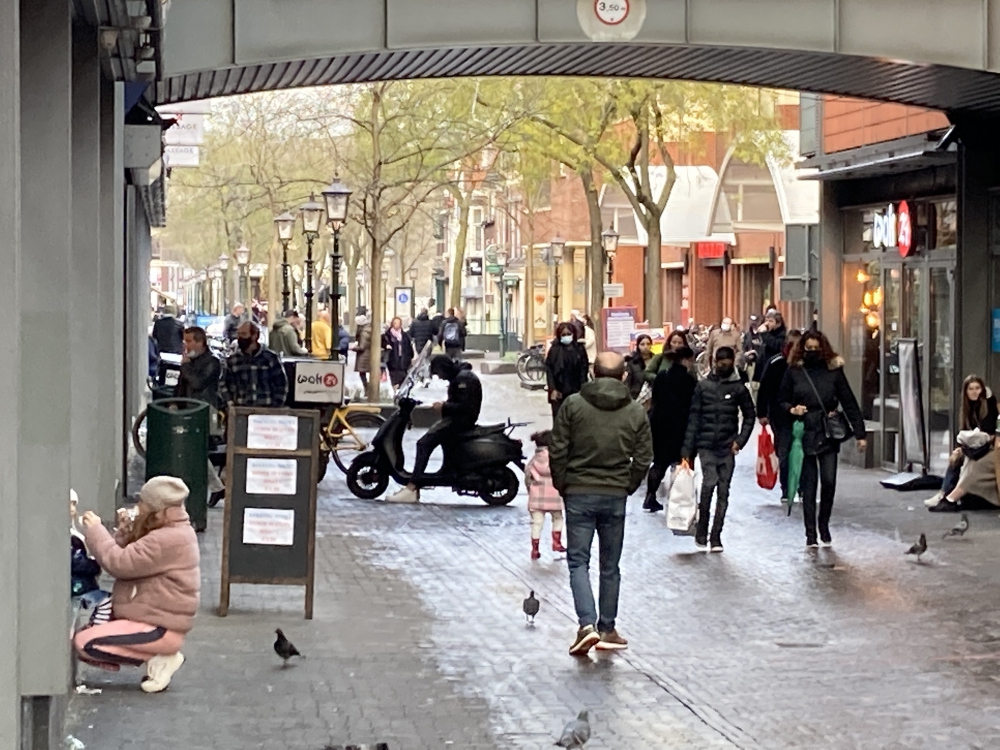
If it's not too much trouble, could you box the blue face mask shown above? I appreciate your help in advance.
[560,335,574,345]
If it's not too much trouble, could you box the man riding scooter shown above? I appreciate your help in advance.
[388,355,482,504]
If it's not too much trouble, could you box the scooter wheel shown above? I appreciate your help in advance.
[479,467,519,506]
[346,453,390,500]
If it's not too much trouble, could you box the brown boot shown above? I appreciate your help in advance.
[552,531,566,553]
[531,538,541,560]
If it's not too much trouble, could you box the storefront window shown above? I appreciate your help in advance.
[933,200,957,249]
[842,259,882,421]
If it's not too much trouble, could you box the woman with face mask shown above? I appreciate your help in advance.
[545,322,590,419]
[706,317,744,373]
[625,334,654,400]
[779,331,866,548]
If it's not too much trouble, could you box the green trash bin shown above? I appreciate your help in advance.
[145,398,209,532]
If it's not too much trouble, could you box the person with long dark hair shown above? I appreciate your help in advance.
[625,334,654,400]
[779,330,866,548]
[644,330,690,384]
[756,329,803,503]
[926,375,999,512]
[643,346,697,512]
[545,322,590,419]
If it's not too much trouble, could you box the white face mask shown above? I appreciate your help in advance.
[721,322,732,332]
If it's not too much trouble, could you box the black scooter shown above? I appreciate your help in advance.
[345,372,526,505]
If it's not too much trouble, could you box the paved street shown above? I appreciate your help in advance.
[70,373,1000,749]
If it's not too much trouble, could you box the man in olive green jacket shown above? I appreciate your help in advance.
[549,352,652,657]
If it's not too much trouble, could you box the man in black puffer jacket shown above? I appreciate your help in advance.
[682,346,755,551]
[408,308,436,355]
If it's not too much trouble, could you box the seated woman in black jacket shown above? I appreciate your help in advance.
[925,375,999,512]
[779,330,866,548]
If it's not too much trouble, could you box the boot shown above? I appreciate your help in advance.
[531,538,541,560]
[643,492,663,513]
[552,531,566,553]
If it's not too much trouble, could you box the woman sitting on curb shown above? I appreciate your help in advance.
[74,476,200,693]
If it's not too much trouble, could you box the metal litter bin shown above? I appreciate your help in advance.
[145,398,209,531]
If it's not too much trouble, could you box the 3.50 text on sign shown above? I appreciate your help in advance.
[595,0,629,24]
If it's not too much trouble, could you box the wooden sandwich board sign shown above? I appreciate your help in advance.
[218,407,320,619]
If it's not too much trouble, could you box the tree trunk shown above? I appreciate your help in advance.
[448,185,472,311]
[644,218,662,326]
[366,87,385,404]
[580,170,605,349]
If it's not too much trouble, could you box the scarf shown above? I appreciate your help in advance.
[390,327,403,342]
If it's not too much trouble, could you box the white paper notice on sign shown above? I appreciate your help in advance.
[242,507,295,546]
[245,458,297,495]
[246,414,298,451]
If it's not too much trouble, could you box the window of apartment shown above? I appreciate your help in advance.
[470,206,484,252]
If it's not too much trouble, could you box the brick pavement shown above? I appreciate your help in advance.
[70,375,1000,749]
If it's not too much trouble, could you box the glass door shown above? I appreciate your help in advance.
[880,264,902,468]
[926,265,954,475]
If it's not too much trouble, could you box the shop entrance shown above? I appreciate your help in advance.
[886,262,954,474]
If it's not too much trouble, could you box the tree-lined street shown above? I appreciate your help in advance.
[69,375,1000,749]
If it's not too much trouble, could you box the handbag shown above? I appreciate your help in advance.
[756,428,779,490]
[666,464,699,536]
[802,368,851,443]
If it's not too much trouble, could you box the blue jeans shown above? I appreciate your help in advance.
[564,493,627,632]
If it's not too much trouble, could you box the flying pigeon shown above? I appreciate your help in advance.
[274,628,304,666]
[943,513,969,539]
[523,590,540,624]
[555,709,590,748]
[905,533,928,563]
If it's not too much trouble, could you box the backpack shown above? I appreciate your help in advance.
[442,320,461,346]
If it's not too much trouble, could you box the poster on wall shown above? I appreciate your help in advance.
[602,307,637,353]
[897,338,928,469]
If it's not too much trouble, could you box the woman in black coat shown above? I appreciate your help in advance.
[382,316,415,389]
[625,333,654,400]
[545,321,590,418]
[643,347,697,512]
[779,330,866,548]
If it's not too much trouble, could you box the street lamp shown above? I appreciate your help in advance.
[234,243,250,312]
[218,253,230,313]
[549,236,565,325]
[299,192,324,353]
[322,176,352,361]
[274,210,295,313]
[495,249,508,356]
[601,227,620,306]
[381,268,390,322]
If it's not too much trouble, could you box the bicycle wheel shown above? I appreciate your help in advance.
[331,411,386,474]
[524,354,546,382]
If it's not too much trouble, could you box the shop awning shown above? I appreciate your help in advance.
[797,129,957,181]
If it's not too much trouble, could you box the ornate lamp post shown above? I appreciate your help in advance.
[322,176,352,361]
[549,236,565,326]
[601,227,620,306]
[274,210,295,313]
[299,192,324,353]
[234,243,250,312]
[494,250,508,356]
[381,268,390,322]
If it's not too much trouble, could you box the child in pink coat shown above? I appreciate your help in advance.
[525,430,566,560]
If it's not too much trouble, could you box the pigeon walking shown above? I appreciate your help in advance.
[274,628,304,666]
[905,533,928,563]
[523,590,540,624]
[555,709,590,748]
[943,513,970,539]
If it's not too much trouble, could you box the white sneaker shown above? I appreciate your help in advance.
[387,486,420,503]
[141,652,184,693]
[924,492,944,508]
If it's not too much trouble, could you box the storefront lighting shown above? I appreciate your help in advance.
[863,291,873,308]
[872,288,883,307]
[865,312,880,330]
[856,269,871,284]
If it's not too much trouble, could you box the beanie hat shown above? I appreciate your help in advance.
[139,476,189,512]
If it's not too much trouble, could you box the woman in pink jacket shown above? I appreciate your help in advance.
[75,476,201,693]
[525,430,566,560]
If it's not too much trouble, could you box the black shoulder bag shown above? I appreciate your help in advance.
[801,368,851,443]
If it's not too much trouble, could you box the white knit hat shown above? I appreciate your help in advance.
[139,476,189,512]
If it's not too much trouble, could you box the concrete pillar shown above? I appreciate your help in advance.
[124,186,153,469]
[18,0,72,713]
[99,77,125,509]
[817,181,843,352]
[70,22,108,518]
[0,0,21,744]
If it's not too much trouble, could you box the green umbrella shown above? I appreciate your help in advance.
[785,421,805,517]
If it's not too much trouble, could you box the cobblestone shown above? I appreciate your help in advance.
[71,374,1000,749]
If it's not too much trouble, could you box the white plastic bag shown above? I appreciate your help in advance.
[666,464,699,536]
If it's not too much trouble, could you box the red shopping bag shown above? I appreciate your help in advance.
[756,427,779,490]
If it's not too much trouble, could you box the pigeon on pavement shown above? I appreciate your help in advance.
[555,709,590,747]
[905,533,928,563]
[523,590,540,624]
[943,513,970,539]
[274,628,304,666]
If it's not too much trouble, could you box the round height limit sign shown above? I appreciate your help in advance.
[595,0,629,24]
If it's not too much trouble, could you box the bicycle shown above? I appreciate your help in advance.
[318,401,386,481]
[516,344,546,386]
